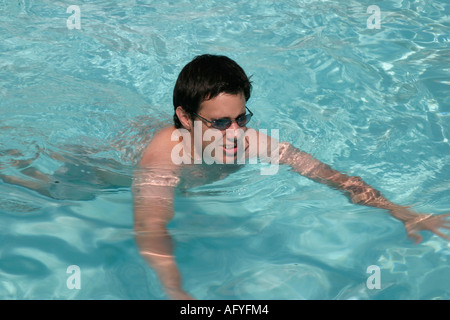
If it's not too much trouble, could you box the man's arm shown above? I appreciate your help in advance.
[132,127,193,299]
[278,142,450,243]
[132,166,192,299]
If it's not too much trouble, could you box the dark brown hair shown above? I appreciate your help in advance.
[173,54,252,128]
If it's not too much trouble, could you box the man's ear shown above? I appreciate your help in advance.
[176,106,192,129]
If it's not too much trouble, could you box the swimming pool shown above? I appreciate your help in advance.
[1,0,449,300]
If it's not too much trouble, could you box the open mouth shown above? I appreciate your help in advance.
[221,143,238,156]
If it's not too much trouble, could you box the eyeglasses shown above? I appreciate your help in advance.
[192,106,253,130]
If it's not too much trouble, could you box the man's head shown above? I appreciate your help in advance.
[173,54,252,129]
[173,54,253,164]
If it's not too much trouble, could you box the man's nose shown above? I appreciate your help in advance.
[228,121,244,135]
[228,120,241,131]
[225,121,244,139]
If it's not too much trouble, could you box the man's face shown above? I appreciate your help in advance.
[191,92,247,164]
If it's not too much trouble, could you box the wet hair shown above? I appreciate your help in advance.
[173,54,252,128]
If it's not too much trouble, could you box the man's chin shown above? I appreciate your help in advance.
[221,152,247,165]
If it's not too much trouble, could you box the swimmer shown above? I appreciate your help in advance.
[132,54,450,300]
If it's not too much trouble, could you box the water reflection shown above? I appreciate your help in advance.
[0,145,133,201]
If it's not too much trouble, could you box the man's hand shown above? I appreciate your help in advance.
[278,142,450,244]
[390,207,450,243]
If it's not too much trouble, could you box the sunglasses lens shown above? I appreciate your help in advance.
[210,112,252,130]
[213,119,232,130]
[237,114,252,127]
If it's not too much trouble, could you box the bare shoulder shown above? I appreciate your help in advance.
[248,128,288,158]
[138,126,178,166]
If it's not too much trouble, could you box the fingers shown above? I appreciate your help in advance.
[407,231,423,244]
[433,230,450,241]
[406,212,450,243]
[432,215,450,231]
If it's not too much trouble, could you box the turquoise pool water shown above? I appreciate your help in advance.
[1,0,449,299]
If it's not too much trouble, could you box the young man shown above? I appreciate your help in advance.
[132,54,450,300]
